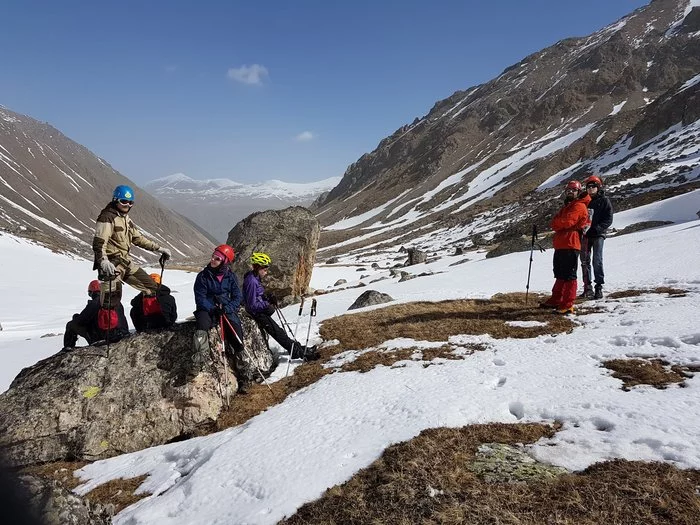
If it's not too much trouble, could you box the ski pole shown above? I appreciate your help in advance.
[221,314,277,402]
[276,307,295,338]
[525,225,545,305]
[285,296,305,377]
[302,298,317,360]
[217,313,231,407]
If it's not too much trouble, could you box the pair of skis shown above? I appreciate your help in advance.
[278,297,317,377]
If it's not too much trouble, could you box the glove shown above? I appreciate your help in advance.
[212,304,225,317]
[159,247,172,262]
[266,294,278,306]
[100,258,116,277]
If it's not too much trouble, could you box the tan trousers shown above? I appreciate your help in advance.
[100,259,158,306]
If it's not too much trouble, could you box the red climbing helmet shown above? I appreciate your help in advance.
[565,180,582,191]
[213,244,235,264]
[584,175,603,187]
[88,280,101,293]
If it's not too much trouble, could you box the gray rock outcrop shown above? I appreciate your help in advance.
[0,318,275,468]
[348,290,394,310]
[228,207,320,305]
[404,248,427,266]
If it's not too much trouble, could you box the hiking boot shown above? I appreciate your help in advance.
[192,330,210,373]
[60,346,75,353]
[594,285,603,300]
[301,345,320,362]
[539,301,558,309]
[557,306,575,315]
[579,287,594,299]
[237,381,251,395]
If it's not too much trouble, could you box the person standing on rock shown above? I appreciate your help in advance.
[540,180,591,314]
[63,280,128,350]
[193,245,249,392]
[92,185,172,307]
[242,252,320,361]
[130,273,178,331]
[579,175,613,300]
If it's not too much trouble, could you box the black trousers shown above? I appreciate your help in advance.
[249,310,298,352]
[553,249,579,281]
[194,310,244,353]
[64,316,96,347]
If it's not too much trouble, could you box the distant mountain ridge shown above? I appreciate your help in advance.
[314,0,700,260]
[0,106,214,262]
[146,173,340,242]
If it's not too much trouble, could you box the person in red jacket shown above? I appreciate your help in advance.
[541,180,591,314]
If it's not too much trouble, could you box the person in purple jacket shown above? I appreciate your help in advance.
[242,252,320,361]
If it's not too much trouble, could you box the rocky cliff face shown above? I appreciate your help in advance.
[314,0,700,258]
[0,107,215,262]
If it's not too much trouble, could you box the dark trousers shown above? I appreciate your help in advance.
[250,310,297,352]
[553,249,579,281]
[64,316,96,347]
[581,236,605,286]
[194,310,244,353]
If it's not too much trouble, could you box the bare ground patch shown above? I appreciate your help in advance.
[607,287,688,299]
[340,345,468,374]
[282,423,700,525]
[320,292,575,352]
[604,358,693,390]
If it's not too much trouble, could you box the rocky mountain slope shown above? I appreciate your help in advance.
[314,0,700,260]
[0,107,215,262]
[146,173,340,242]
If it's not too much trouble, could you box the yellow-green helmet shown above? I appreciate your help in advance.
[250,252,271,267]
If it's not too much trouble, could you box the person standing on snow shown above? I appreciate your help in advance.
[192,245,249,392]
[579,175,613,300]
[63,280,128,350]
[242,252,320,361]
[130,273,178,331]
[541,180,591,314]
[92,185,172,305]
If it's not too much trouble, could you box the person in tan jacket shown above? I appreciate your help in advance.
[92,185,172,305]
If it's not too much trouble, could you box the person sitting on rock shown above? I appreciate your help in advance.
[63,280,128,351]
[192,244,249,392]
[242,252,320,361]
[130,273,178,331]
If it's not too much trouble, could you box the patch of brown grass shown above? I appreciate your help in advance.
[608,287,688,299]
[604,359,689,390]
[340,345,466,374]
[320,293,574,352]
[21,461,88,491]
[282,423,700,525]
[82,474,149,514]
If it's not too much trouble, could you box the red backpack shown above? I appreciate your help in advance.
[143,296,163,317]
[97,308,119,331]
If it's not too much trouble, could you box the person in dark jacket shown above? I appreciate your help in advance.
[580,175,614,299]
[192,244,248,390]
[242,252,320,361]
[540,181,591,314]
[63,280,128,350]
[130,273,178,330]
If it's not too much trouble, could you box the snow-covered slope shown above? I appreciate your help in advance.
[145,173,340,241]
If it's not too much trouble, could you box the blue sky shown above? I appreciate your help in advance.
[1,1,648,185]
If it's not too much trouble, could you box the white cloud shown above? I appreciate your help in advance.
[295,131,315,142]
[226,64,269,85]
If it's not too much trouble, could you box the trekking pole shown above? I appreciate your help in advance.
[301,298,317,360]
[106,278,112,356]
[525,225,545,305]
[221,314,278,402]
[158,253,167,293]
[276,307,295,338]
[217,314,232,407]
[285,296,305,377]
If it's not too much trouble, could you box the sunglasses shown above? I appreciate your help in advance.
[118,199,134,206]
[586,183,599,188]
[211,254,225,262]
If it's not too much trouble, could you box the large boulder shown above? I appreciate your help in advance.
[348,290,394,311]
[0,319,274,468]
[227,207,320,304]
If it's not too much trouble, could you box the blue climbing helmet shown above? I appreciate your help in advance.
[112,185,135,202]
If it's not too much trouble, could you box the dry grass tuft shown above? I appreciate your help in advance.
[320,293,574,352]
[608,287,688,299]
[340,345,465,374]
[282,423,700,525]
[21,461,89,491]
[82,475,149,514]
[604,358,689,390]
